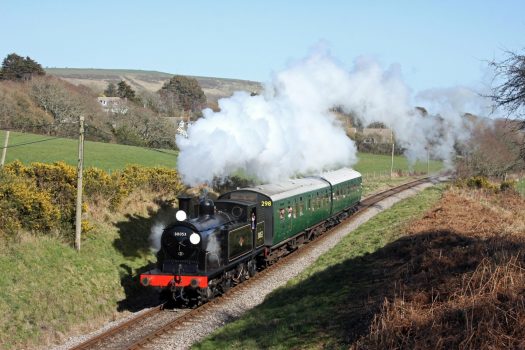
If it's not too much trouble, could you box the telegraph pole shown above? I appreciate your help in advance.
[75,116,85,251]
[1,131,9,167]
[390,129,394,178]
[427,147,430,175]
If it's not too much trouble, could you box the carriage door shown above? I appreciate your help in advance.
[251,207,265,248]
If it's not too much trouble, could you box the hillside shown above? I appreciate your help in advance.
[45,68,263,103]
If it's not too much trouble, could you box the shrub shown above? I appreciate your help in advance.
[0,162,185,239]
[0,201,22,238]
[119,165,184,195]
[466,176,498,191]
[0,175,61,235]
[84,167,124,209]
[23,162,77,223]
[500,179,516,192]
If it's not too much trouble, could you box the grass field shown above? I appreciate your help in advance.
[1,131,442,175]
[194,185,444,349]
[0,131,177,171]
[353,152,442,175]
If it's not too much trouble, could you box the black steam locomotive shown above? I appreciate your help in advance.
[140,168,362,305]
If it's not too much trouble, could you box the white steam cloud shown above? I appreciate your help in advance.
[177,50,357,185]
[177,47,488,185]
[149,222,165,252]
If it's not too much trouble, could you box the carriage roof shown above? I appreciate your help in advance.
[223,168,361,202]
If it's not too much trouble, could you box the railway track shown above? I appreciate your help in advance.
[70,176,435,350]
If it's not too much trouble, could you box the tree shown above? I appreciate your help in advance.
[0,80,53,132]
[110,104,177,149]
[159,75,206,112]
[29,76,112,140]
[458,119,525,177]
[0,53,45,81]
[117,80,136,100]
[104,82,117,97]
[489,49,525,156]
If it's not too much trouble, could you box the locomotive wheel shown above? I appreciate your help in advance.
[198,287,214,303]
[220,271,233,293]
[233,263,249,283]
[247,259,257,277]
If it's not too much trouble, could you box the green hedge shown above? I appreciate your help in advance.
[0,161,185,238]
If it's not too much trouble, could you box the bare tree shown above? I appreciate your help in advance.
[489,49,525,157]
[457,119,525,178]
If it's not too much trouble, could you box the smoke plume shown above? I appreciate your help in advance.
[176,47,487,185]
[149,222,164,252]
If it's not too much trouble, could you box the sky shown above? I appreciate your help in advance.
[1,0,524,94]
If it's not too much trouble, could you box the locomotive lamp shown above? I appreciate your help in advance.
[189,232,201,245]
[175,210,187,221]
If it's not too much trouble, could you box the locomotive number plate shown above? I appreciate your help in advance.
[261,200,272,207]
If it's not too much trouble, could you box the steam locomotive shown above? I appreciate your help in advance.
[140,168,362,305]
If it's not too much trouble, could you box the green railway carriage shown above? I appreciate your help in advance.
[219,168,362,249]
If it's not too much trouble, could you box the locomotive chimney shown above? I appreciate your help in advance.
[199,199,215,216]
[177,195,193,218]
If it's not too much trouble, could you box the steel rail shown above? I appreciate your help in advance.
[69,303,165,350]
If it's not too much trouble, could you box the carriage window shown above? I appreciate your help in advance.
[279,208,285,220]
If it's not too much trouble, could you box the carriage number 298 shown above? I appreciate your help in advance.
[261,200,272,207]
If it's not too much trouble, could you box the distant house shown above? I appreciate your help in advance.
[97,97,128,114]
[362,128,393,144]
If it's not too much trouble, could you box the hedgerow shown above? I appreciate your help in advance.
[0,173,61,236]
[0,161,185,238]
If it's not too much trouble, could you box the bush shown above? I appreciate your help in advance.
[500,179,516,192]
[466,176,498,191]
[25,162,77,222]
[0,175,61,236]
[84,167,124,209]
[0,162,185,239]
[119,165,184,195]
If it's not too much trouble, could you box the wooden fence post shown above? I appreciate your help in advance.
[1,130,10,167]
[75,117,85,251]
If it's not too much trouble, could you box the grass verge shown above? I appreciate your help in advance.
[193,185,444,349]
[0,194,175,349]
